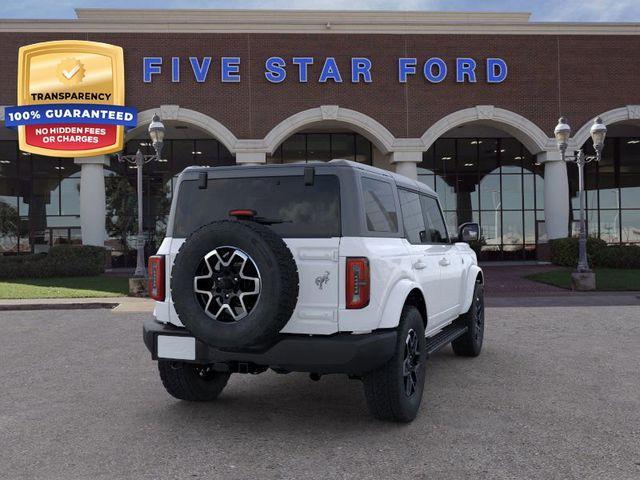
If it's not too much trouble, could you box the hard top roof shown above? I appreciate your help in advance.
[183,159,437,196]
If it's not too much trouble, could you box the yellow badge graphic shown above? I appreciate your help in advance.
[56,58,86,85]
[6,40,136,158]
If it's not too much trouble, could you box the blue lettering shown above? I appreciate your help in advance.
[221,57,241,83]
[171,57,180,83]
[487,58,508,83]
[265,56,286,83]
[292,57,313,82]
[351,57,372,83]
[424,58,447,83]
[398,58,417,83]
[143,57,162,83]
[319,57,342,83]
[189,57,211,83]
[456,58,477,83]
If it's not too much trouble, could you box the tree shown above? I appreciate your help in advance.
[105,176,137,253]
[0,201,20,252]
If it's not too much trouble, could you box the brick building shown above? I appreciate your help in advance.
[0,9,639,262]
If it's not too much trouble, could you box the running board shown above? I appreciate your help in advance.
[425,324,468,357]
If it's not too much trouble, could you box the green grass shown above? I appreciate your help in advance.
[526,268,640,291]
[0,276,130,299]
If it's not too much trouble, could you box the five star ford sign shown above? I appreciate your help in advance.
[5,40,137,158]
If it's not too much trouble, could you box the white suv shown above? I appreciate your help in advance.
[144,160,484,422]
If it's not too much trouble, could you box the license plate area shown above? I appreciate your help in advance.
[157,335,196,360]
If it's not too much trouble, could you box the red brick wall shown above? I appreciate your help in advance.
[0,32,638,140]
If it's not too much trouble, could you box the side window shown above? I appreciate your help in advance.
[420,195,449,243]
[399,189,427,244]
[361,177,398,233]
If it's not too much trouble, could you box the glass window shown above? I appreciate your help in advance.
[420,147,435,172]
[398,189,426,244]
[420,195,448,243]
[620,138,640,174]
[355,134,372,164]
[60,177,80,215]
[0,141,18,177]
[478,139,499,174]
[194,139,219,165]
[282,134,306,163]
[331,134,355,161]
[361,177,398,233]
[417,171,435,190]
[434,139,455,176]
[31,155,59,178]
[219,144,234,166]
[174,175,341,238]
[621,210,640,243]
[307,134,331,162]
[171,140,195,176]
[457,138,478,173]
[500,138,523,174]
[435,174,456,212]
[620,174,640,209]
[502,211,524,247]
[524,211,536,245]
[481,210,502,247]
[455,175,479,210]
[502,175,523,210]
[599,210,620,243]
[480,175,501,211]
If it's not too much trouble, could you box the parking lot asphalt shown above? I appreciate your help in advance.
[1,306,639,480]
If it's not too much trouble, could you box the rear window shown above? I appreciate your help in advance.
[172,175,341,238]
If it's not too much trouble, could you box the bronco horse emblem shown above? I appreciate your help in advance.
[315,271,330,290]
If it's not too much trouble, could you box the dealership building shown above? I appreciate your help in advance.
[0,9,639,263]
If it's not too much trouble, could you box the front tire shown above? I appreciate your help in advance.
[362,305,427,423]
[158,361,230,401]
[451,281,485,357]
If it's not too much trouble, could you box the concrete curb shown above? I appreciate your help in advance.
[0,302,119,311]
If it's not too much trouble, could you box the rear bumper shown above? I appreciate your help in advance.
[143,319,396,375]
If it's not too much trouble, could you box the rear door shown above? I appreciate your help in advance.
[420,194,464,322]
[397,189,444,324]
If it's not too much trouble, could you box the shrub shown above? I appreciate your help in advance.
[550,237,640,269]
[0,245,107,279]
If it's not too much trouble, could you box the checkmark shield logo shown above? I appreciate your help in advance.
[56,58,85,85]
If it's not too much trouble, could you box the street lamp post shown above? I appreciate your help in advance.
[117,113,166,278]
[553,116,607,288]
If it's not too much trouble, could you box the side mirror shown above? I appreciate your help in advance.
[458,222,480,243]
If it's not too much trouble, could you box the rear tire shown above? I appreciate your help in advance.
[158,361,230,401]
[362,305,427,423]
[451,282,485,357]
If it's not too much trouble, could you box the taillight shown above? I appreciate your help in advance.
[148,255,165,301]
[346,257,370,309]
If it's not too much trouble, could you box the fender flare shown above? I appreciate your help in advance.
[460,265,483,314]
[378,279,425,330]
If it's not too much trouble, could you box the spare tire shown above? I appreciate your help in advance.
[171,220,299,349]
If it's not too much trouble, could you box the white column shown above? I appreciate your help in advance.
[538,151,569,239]
[391,151,422,180]
[236,151,266,165]
[74,155,109,246]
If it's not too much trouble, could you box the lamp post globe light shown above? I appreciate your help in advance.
[553,116,607,291]
[117,113,166,282]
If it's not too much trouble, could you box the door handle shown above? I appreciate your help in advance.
[439,257,451,267]
[412,260,427,270]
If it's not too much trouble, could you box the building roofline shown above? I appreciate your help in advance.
[0,9,638,35]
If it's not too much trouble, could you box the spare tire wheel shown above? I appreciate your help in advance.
[171,220,299,349]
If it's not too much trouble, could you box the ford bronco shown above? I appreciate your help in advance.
[143,160,484,422]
